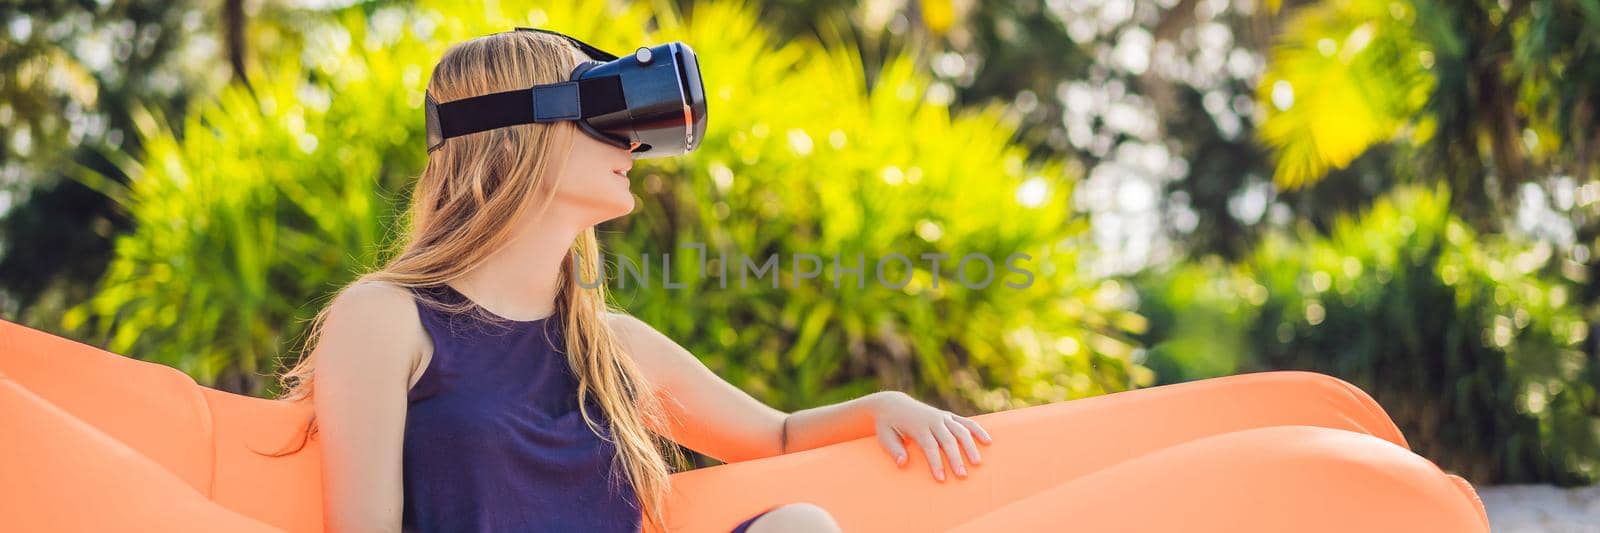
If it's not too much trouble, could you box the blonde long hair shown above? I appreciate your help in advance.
[278,30,678,530]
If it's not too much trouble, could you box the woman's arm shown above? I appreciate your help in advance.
[609,313,786,462]
[610,314,991,480]
[311,282,429,533]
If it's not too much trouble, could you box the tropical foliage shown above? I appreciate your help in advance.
[1260,0,1600,219]
[62,0,1148,410]
[1139,185,1600,484]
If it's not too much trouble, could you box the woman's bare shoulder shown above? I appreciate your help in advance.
[605,312,698,378]
[317,280,429,375]
[328,280,422,326]
[333,279,416,308]
[604,312,658,352]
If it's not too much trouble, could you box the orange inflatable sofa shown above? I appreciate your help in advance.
[0,319,1488,532]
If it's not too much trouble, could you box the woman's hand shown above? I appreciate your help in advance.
[869,391,993,481]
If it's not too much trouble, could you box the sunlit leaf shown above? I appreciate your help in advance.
[1258,0,1434,189]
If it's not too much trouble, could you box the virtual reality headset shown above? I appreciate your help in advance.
[425,27,707,159]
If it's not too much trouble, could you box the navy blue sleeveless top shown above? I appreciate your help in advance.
[401,284,642,533]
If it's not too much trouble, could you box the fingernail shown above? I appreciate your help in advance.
[896,454,906,465]
[936,470,946,482]
[973,454,982,464]
[955,466,967,477]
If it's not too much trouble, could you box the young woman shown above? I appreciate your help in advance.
[278,30,988,533]
[277,29,1489,533]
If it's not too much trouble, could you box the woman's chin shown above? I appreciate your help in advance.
[593,195,637,224]
[611,196,637,218]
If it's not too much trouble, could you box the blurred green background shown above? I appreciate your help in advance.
[3,0,1599,487]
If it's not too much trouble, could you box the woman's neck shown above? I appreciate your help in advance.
[451,214,582,322]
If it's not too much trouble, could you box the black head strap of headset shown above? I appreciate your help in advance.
[514,27,618,63]
[425,28,624,152]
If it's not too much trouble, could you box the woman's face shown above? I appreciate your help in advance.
[548,126,636,226]
[547,47,636,227]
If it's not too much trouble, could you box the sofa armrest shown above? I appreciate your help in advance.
[0,374,282,533]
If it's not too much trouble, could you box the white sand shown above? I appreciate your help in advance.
[1480,485,1600,532]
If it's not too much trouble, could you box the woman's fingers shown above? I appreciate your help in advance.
[931,422,967,478]
[873,405,991,482]
[910,429,946,481]
[944,417,982,465]
[875,421,908,467]
[954,415,993,444]
[934,422,966,473]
